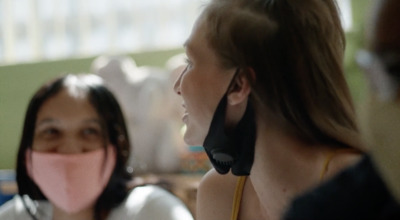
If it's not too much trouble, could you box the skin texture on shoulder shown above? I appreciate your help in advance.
[196,169,238,220]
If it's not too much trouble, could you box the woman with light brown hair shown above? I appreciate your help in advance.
[284,0,400,218]
[173,0,363,219]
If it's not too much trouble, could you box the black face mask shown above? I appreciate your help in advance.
[203,72,257,176]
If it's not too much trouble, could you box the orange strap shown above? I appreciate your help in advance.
[230,149,360,220]
[320,148,361,181]
[230,176,247,220]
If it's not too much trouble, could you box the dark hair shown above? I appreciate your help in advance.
[368,0,400,81]
[200,0,361,149]
[15,74,132,220]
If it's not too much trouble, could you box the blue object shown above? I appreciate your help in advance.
[188,146,205,152]
[0,170,17,206]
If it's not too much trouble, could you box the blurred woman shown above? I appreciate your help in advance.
[0,73,193,220]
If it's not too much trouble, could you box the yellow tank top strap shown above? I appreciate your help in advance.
[319,148,361,181]
[230,176,247,220]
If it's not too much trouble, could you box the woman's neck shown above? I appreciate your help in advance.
[249,122,330,219]
[52,205,96,220]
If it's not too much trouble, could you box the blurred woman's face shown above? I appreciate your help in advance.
[32,88,105,153]
[173,18,235,146]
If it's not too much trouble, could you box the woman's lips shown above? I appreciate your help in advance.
[182,112,188,123]
[181,103,187,122]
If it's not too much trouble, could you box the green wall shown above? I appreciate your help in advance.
[0,48,183,169]
[344,0,373,108]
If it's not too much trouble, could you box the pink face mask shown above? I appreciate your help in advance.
[25,146,116,214]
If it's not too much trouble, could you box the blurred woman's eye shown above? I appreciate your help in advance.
[184,57,193,70]
[37,127,60,139]
[82,127,102,138]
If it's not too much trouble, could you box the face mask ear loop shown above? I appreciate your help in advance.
[101,145,116,178]
[101,143,109,171]
[226,68,241,96]
[25,148,33,178]
[203,68,245,173]
[23,147,40,220]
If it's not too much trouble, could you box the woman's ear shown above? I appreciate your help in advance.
[227,68,255,105]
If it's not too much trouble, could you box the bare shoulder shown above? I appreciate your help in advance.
[196,168,238,220]
[326,149,363,178]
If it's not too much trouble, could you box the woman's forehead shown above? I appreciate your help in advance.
[36,89,98,122]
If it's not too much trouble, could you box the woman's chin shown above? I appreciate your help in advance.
[183,131,204,147]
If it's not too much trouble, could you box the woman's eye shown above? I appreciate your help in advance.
[184,58,193,69]
[34,127,61,141]
[41,128,59,138]
[82,128,101,137]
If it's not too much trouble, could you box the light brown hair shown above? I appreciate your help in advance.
[200,0,361,149]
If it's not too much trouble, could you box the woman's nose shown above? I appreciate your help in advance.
[173,67,185,95]
[56,138,84,154]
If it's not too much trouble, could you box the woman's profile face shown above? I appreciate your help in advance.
[174,18,235,146]
[32,88,105,153]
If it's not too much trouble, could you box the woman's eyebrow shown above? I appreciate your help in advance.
[183,42,196,59]
[183,39,189,48]
[82,119,102,126]
[183,40,195,52]
[36,118,58,127]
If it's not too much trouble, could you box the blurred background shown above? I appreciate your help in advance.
[0,0,204,64]
[0,0,375,212]
[0,0,371,170]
